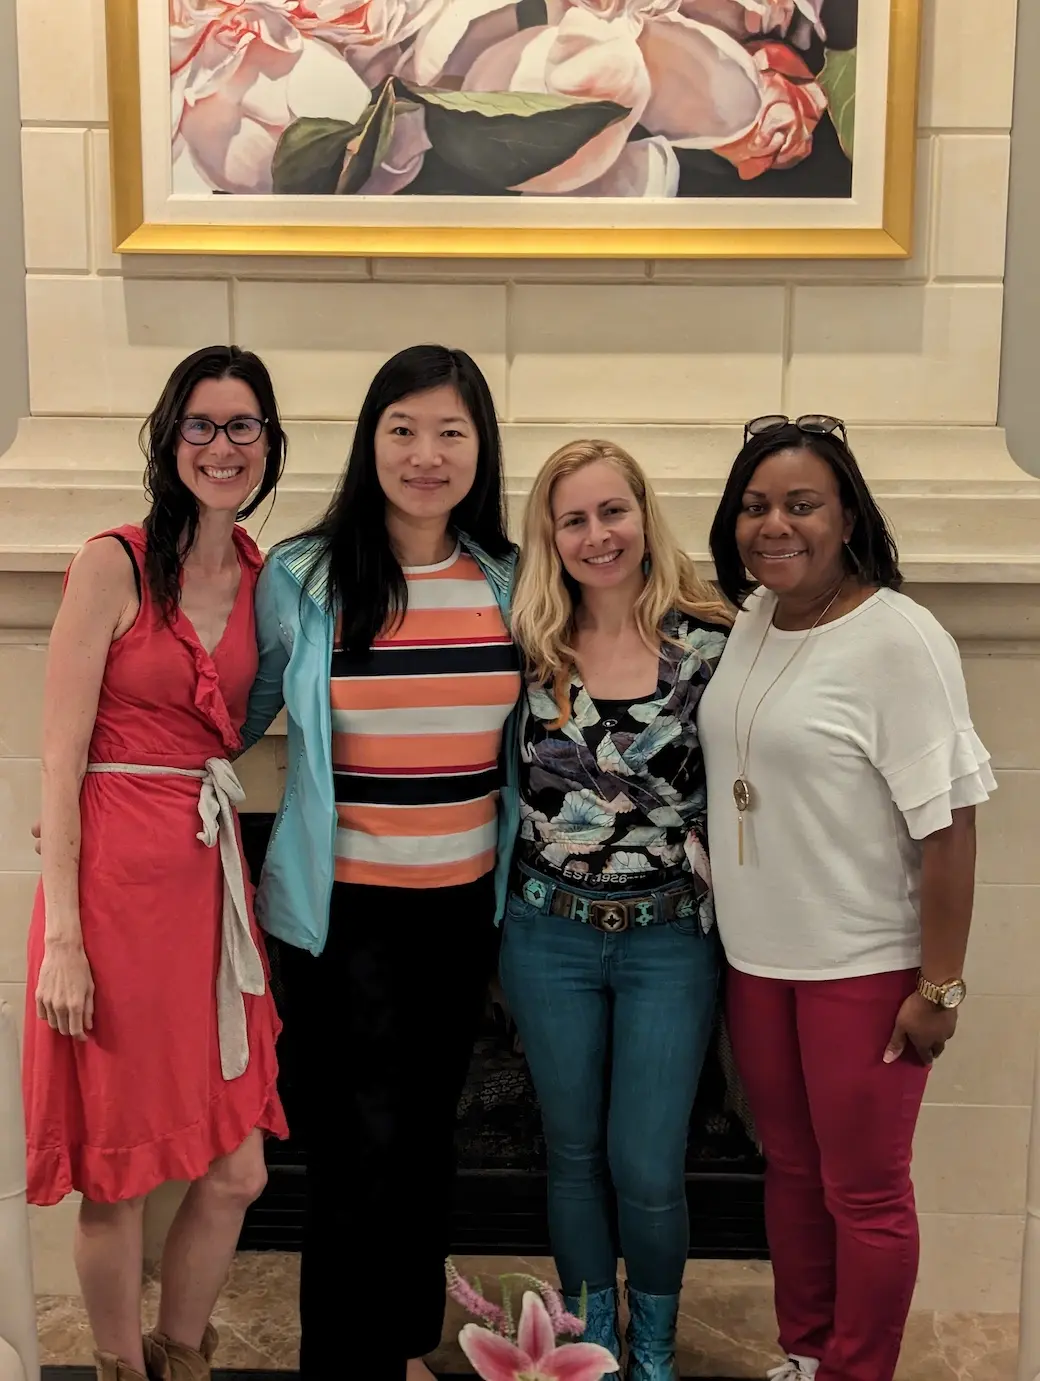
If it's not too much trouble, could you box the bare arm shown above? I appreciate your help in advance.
[918,806,976,983]
[36,539,137,1037]
[884,806,976,1066]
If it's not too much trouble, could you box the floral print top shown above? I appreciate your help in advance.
[518,612,729,925]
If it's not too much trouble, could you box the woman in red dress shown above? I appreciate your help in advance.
[23,346,289,1381]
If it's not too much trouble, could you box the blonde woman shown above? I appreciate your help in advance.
[505,441,731,1381]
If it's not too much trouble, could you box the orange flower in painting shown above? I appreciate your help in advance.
[714,40,827,180]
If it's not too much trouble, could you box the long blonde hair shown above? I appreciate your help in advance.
[511,439,732,707]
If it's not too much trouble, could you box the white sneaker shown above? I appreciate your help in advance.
[767,1360,819,1381]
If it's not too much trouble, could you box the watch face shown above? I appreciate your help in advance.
[941,980,967,1009]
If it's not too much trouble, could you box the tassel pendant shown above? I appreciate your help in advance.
[733,776,751,867]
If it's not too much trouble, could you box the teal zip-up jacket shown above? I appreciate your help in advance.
[240,533,521,956]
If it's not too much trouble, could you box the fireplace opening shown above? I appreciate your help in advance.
[238,813,767,1260]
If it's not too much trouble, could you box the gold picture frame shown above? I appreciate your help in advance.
[106,0,921,259]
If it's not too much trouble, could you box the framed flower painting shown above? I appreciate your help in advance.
[106,0,921,257]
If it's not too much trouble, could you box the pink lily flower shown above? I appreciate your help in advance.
[460,1290,620,1381]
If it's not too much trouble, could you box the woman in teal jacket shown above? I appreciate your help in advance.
[240,345,520,1381]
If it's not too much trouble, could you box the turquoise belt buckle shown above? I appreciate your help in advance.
[522,876,549,911]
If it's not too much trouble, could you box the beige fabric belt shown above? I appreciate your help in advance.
[85,757,265,1081]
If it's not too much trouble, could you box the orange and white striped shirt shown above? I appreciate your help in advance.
[330,545,521,889]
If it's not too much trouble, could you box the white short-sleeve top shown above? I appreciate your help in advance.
[698,587,995,981]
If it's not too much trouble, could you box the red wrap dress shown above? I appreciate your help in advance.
[23,524,288,1206]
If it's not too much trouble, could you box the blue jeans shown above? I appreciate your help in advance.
[499,886,719,1298]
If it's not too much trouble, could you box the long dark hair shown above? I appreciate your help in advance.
[709,424,902,609]
[141,345,286,618]
[298,344,511,653]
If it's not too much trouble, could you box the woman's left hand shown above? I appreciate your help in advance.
[884,992,957,1066]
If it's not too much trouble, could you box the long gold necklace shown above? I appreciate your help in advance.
[732,580,845,865]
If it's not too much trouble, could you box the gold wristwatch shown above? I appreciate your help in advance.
[916,972,967,1009]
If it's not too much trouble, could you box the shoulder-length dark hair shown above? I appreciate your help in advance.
[709,424,902,609]
[299,343,511,653]
[141,344,286,618]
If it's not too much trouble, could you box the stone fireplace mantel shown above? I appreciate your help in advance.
[1,414,1037,1314]
[0,418,1038,584]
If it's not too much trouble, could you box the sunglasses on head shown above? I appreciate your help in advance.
[744,414,848,446]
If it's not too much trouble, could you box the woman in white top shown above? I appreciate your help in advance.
[698,415,995,1381]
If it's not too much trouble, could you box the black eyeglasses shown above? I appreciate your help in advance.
[744,414,847,446]
[178,416,266,447]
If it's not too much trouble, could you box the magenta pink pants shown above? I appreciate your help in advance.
[726,966,929,1381]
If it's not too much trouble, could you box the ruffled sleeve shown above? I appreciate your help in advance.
[869,603,996,840]
[883,726,996,840]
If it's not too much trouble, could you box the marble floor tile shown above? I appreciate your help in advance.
[37,1252,1019,1379]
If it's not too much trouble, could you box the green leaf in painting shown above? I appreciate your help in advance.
[401,148,520,196]
[406,88,615,119]
[335,79,403,194]
[393,80,629,190]
[818,48,856,161]
[271,117,355,194]
[271,81,424,196]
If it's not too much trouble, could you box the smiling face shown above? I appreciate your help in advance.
[735,445,854,600]
[175,376,268,513]
[551,460,647,592]
[373,383,479,527]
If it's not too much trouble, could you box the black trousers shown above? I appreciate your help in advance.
[280,874,498,1378]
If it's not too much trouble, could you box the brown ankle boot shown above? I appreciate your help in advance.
[142,1334,171,1381]
[93,1351,150,1381]
[145,1326,219,1381]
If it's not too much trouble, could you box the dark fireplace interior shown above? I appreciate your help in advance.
[237,813,767,1260]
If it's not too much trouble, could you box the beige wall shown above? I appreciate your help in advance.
[0,0,28,454]
[7,0,1020,437]
[1,0,1037,1312]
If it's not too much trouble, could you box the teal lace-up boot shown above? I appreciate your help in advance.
[624,1286,680,1381]
[563,1286,621,1377]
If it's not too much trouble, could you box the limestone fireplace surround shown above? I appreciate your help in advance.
[1,416,1038,1327]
